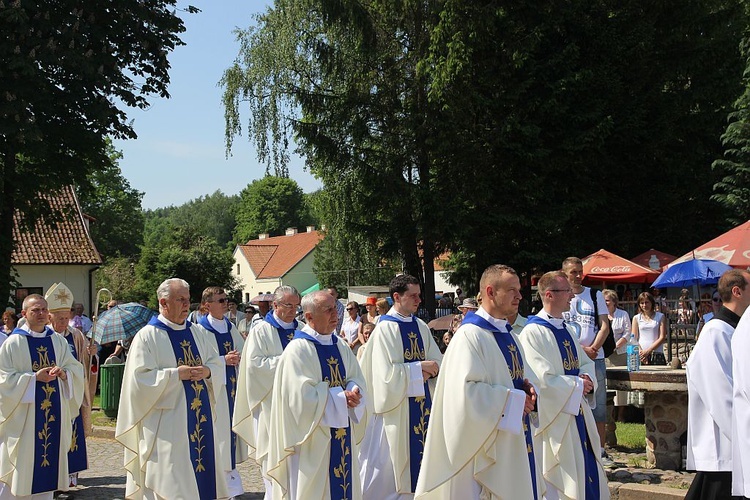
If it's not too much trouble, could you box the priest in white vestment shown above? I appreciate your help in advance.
[0,294,84,500]
[415,265,544,499]
[115,278,230,500]
[518,271,609,500]
[686,270,750,500]
[197,286,248,498]
[266,290,367,499]
[45,282,97,488]
[732,280,750,498]
[233,285,301,499]
[359,274,442,499]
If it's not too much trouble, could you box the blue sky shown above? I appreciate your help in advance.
[112,1,319,210]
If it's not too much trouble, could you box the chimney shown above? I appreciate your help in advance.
[306,225,315,233]
[258,233,269,240]
[285,227,298,236]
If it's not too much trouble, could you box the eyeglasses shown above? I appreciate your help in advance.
[549,289,572,293]
[211,298,228,304]
[346,307,356,311]
[277,302,298,309]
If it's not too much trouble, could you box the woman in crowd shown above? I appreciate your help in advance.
[340,300,362,352]
[375,298,389,319]
[0,310,16,347]
[603,289,632,420]
[632,291,667,365]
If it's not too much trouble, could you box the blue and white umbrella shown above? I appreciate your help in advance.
[92,302,156,344]
[652,258,733,288]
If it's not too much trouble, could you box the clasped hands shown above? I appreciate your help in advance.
[224,350,241,367]
[580,373,594,395]
[36,366,67,382]
[522,378,536,416]
[421,360,439,382]
[178,365,210,381]
[344,386,362,408]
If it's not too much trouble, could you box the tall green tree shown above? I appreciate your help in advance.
[713,32,750,225]
[223,0,446,315]
[76,141,144,259]
[426,0,744,282]
[233,176,310,243]
[1,2,196,305]
[136,224,236,307]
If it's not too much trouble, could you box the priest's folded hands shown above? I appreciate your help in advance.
[36,365,67,382]
[177,365,210,381]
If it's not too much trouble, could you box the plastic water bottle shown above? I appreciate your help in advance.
[627,337,641,372]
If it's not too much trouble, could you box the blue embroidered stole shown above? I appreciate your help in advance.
[264,311,297,349]
[151,317,217,500]
[380,315,431,493]
[526,315,600,500]
[62,330,87,474]
[462,312,538,500]
[13,327,61,494]
[198,315,239,469]
[293,331,353,500]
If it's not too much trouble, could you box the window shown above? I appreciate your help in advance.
[15,287,43,310]
[236,263,240,274]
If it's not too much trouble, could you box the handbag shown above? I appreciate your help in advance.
[591,288,616,357]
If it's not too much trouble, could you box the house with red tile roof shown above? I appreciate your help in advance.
[11,185,102,314]
[232,226,323,303]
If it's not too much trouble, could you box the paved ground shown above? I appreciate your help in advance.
[58,437,264,499]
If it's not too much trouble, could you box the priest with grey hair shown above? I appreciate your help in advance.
[266,290,367,499]
[115,278,231,499]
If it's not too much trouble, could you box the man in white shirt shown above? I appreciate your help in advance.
[562,256,611,464]
[519,271,609,500]
[687,269,750,499]
[266,290,366,499]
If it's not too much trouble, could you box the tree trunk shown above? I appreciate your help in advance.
[0,150,17,309]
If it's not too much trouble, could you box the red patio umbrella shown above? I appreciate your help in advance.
[669,220,750,269]
[582,249,661,284]
[631,249,677,271]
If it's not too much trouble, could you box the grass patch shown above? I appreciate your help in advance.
[615,422,646,451]
[91,409,117,427]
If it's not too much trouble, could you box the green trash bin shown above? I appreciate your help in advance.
[100,363,125,418]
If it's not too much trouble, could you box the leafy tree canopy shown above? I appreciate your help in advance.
[76,141,144,259]
[2,1,197,305]
[233,176,311,243]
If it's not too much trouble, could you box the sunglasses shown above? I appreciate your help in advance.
[713,297,722,303]
[212,298,228,304]
[346,307,356,311]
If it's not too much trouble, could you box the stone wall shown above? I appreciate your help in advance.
[644,392,688,470]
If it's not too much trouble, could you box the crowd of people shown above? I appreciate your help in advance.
[1,260,750,500]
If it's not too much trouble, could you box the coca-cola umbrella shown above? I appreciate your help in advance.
[582,249,661,285]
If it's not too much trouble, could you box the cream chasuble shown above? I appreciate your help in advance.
[0,327,84,498]
[358,310,442,499]
[732,307,750,497]
[415,314,544,499]
[233,314,297,475]
[115,316,230,500]
[266,327,367,499]
[519,316,609,500]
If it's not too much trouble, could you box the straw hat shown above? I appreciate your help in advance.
[457,298,479,311]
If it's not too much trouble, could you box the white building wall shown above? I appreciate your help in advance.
[15,264,97,315]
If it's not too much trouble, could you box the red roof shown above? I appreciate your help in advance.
[630,249,677,270]
[12,186,102,265]
[582,249,661,284]
[238,230,323,279]
[670,220,750,269]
